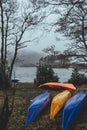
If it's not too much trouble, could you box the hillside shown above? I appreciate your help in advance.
[15,51,44,67]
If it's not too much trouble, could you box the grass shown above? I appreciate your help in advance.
[0,83,87,130]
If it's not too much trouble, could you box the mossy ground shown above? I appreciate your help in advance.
[0,83,87,130]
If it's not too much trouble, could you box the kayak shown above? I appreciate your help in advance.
[50,90,71,119]
[25,91,51,127]
[11,79,19,82]
[39,82,76,90]
[62,91,87,130]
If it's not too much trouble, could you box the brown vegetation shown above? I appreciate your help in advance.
[0,83,87,130]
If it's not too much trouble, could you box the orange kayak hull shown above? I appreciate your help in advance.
[39,82,76,90]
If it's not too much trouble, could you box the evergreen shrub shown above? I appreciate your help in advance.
[34,64,59,87]
[68,68,87,86]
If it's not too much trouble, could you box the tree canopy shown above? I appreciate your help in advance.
[33,0,87,63]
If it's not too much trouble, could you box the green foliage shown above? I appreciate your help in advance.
[68,68,87,86]
[34,64,59,87]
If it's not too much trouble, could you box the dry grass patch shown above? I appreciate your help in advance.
[0,83,87,130]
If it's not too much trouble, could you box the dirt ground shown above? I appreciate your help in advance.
[0,83,87,130]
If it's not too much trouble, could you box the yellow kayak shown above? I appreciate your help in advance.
[50,90,71,119]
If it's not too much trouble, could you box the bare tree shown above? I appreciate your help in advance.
[42,45,59,64]
[0,0,45,129]
[0,0,44,89]
[56,0,87,62]
[32,0,87,63]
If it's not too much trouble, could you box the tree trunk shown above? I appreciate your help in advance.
[0,2,4,61]
[0,90,15,130]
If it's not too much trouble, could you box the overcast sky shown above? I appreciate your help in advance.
[27,31,70,53]
[19,0,71,54]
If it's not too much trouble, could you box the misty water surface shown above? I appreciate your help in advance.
[12,67,87,83]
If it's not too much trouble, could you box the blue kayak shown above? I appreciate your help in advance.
[62,91,87,130]
[11,79,19,82]
[25,91,51,127]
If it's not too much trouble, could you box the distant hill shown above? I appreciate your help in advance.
[15,50,44,67]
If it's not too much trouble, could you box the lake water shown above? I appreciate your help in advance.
[12,67,87,83]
